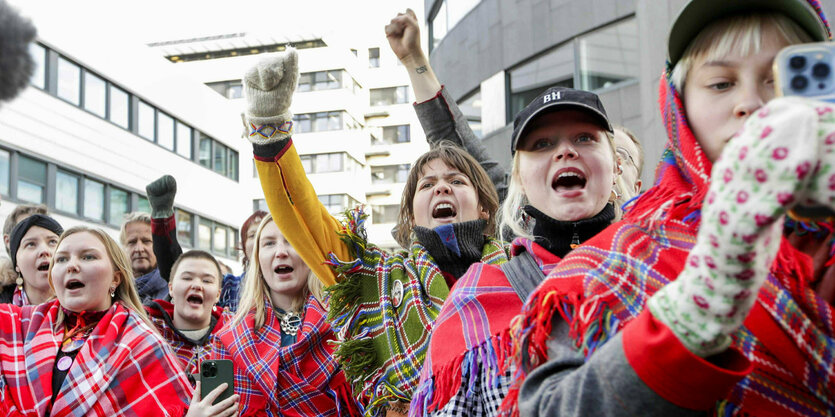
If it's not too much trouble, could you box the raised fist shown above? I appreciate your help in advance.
[145,175,177,219]
[385,9,422,63]
[242,48,298,145]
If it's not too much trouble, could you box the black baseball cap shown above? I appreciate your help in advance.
[667,0,830,68]
[510,86,613,154]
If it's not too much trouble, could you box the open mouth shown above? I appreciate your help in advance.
[36,261,50,272]
[65,280,85,290]
[274,265,294,274]
[186,294,204,305]
[552,169,587,193]
[432,202,457,220]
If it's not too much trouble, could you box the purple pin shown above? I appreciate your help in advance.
[56,356,73,371]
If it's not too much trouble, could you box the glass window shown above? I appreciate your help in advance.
[157,112,175,151]
[56,56,80,105]
[227,149,238,181]
[300,155,313,173]
[298,73,312,92]
[319,194,349,214]
[137,196,151,213]
[0,149,9,196]
[328,111,342,130]
[577,18,638,91]
[199,134,212,168]
[430,1,448,52]
[17,156,46,204]
[108,188,129,226]
[214,142,227,176]
[371,164,411,185]
[458,90,482,138]
[314,153,343,173]
[84,179,105,221]
[108,85,130,128]
[370,86,409,106]
[369,47,380,68]
[509,43,574,117]
[328,70,342,89]
[176,121,192,159]
[226,82,243,99]
[294,113,311,133]
[314,112,329,132]
[55,170,79,214]
[380,125,411,144]
[198,219,212,250]
[372,204,400,224]
[213,225,227,254]
[83,72,106,117]
[253,199,268,212]
[177,210,193,245]
[228,227,237,255]
[137,101,155,141]
[30,43,46,89]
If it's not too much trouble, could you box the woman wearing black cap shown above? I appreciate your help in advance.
[3,214,63,305]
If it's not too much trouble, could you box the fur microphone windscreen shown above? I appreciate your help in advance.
[0,0,36,104]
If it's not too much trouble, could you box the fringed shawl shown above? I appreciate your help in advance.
[213,296,361,417]
[506,74,835,416]
[0,300,191,417]
[325,208,509,416]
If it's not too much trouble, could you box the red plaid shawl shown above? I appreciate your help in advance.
[0,300,192,417]
[212,296,361,417]
[147,300,233,375]
[506,75,835,416]
[411,238,553,416]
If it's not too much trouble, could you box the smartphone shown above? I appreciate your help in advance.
[200,360,234,405]
[774,42,835,219]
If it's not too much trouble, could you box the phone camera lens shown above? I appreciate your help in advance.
[791,75,809,91]
[790,56,807,70]
[813,63,831,78]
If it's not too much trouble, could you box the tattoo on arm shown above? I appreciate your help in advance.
[415,66,427,74]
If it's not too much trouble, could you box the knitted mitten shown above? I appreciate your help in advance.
[241,48,299,145]
[145,175,177,219]
[649,97,835,357]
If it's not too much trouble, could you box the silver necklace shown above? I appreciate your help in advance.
[277,310,302,336]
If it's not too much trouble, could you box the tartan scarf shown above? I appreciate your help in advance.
[506,74,835,416]
[213,296,361,417]
[146,300,232,375]
[411,238,560,417]
[325,209,509,416]
[11,286,27,307]
[0,300,192,417]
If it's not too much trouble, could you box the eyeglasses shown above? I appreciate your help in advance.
[616,146,636,168]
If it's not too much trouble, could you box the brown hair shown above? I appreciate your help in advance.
[3,204,47,252]
[394,143,499,248]
[170,250,223,288]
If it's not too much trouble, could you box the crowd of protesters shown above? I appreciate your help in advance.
[0,0,833,416]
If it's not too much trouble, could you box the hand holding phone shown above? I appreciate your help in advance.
[200,360,234,405]
[773,42,835,220]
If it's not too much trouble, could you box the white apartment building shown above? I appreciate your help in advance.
[0,6,250,270]
[149,29,429,250]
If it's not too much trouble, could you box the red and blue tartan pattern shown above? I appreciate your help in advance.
[411,239,559,417]
[0,300,191,417]
[211,296,361,417]
[147,301,233,375]
[508,74,835,416]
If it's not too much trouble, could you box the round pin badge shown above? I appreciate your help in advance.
[57,355,73,371]
[391,280,404,308]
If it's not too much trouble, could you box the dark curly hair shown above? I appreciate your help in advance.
[0,0,36,103]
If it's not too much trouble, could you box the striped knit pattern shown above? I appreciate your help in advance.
[507,74,835,416]
[0,300,191,416]
[212,296,361,417]
[326,208,509,416]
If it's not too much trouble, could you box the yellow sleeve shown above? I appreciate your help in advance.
[254,140,350,286]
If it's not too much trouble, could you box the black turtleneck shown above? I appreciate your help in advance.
[412,219,487,280]
[524,203,615,258]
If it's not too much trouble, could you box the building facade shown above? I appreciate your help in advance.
[0,7,249,269]
[424,0,835,185]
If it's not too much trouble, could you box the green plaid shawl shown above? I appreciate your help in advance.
[325,209,509,416]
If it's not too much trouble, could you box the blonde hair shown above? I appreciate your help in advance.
[671,12,814,92]
[119,212,152,245]
[395,143,499,248]
[614,125,645,201]
[231,214,324,331]
[499,130,622,242]
[49,226,156,331]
